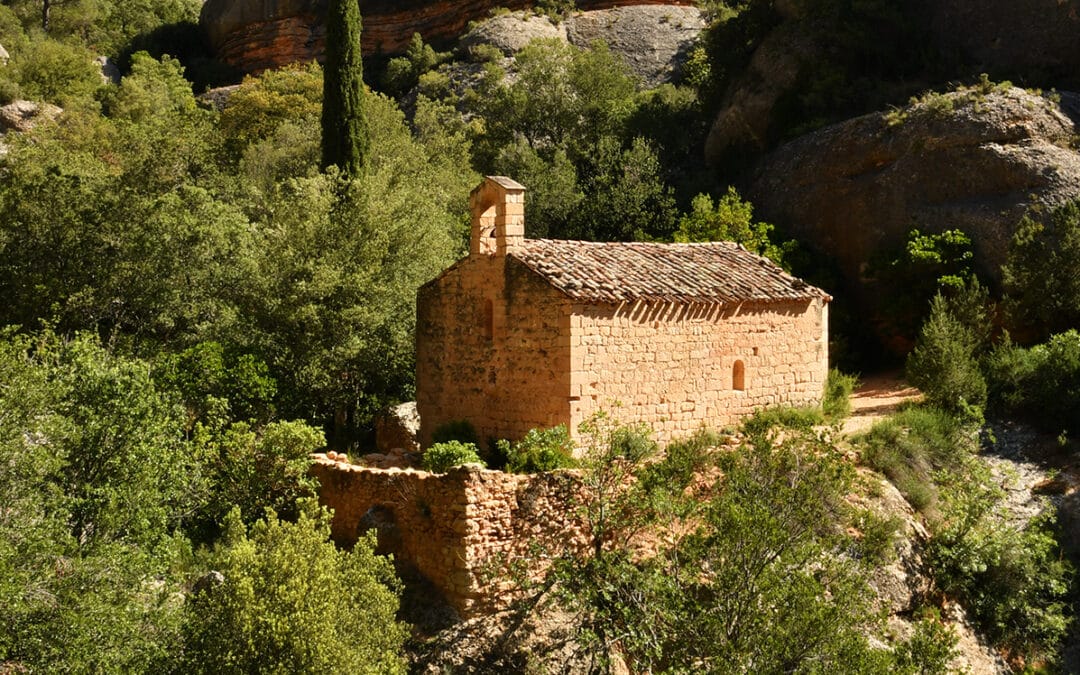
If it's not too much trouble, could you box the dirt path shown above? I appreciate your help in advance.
[842,371,922,436]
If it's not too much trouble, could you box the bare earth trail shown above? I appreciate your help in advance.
[841,370,922,437]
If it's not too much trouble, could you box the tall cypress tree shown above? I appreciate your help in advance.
[321,0,368,177]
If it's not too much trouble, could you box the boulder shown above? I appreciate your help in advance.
[375,401,420,454]
[197,84,242,111]
[0,43,9,65]
[565,5,705,88]
[0,100,63,133]
[748,87,1080,348]
[704,19,826,160]
[95,56,122,85]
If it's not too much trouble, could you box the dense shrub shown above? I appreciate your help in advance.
[927,469,1072,663]
[500,424,577,474]
[421,440,485,473]
[984,330,1080,434]
[552,416,907,672]
[742,405,824,435]
[182,503,408,674]
[823,368,859,421]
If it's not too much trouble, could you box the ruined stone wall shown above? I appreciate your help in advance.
[416,256,573,448]
[310,456,585,616]
[568,298,829,443]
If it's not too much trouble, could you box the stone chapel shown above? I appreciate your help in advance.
[415,176,831,448]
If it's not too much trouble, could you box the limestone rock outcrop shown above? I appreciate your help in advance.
[563,5,704,87]
[748,87,1080,346]
[705,0,1080,162]
[200,0,695,76]
[0,100,63,133]
[457,13,567,56]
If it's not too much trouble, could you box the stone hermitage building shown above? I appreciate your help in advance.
[416,176,831,449]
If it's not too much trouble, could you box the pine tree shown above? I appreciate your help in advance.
[321,0,368,177]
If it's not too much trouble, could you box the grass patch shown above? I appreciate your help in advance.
[856,406,971,515]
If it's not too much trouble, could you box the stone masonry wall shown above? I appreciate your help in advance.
[568,298,829,444]
[310,456,585,617]
[417,256,574,449]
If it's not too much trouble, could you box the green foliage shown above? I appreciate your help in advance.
[553,416,901,672]
[742,404,825,435]
[6,35,101,106]
[0,329,192,671]
[219,62,323,166]
[321,0,368,176]
[1003,200,1080,341]
[892,617,960,675]
[927,468,1072,662]
[984,330,1080,434]
[569,135,678,241]
[192,420,323,538]
[381,32,450,97]
[153,341,277,425]
[674,186,795,266]
[500,424,577,473]
[823,368,859,421]
[869,229,978,343]
[858,406,971,515]
[421,440,485,473]
[182,502,407,674]
[906,282,991,416]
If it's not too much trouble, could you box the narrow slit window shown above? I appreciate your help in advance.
[733,360,745,391]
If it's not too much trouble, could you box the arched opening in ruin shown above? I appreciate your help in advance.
[482,299,494,340]
[733,359,746,391]
[359,505,400,556]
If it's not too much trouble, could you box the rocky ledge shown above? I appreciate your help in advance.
[200,0,695,75]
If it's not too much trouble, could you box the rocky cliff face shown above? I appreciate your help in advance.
[199,0,695,75]
[705,0,1080,163]
[748,87,1080,348]
[458,6,703,87]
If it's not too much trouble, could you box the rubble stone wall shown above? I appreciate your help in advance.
[568,298,829,443]
[311,456,585,616]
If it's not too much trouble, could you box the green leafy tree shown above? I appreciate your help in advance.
[219,61,323,166]
[381,32,450,97]
[182,502,408,674]
[674,186,795,266]
[238,93,459,442]
[321,0,368,176]
[5,34,100,105]
[0,329,194,672]
[569,136,678,241]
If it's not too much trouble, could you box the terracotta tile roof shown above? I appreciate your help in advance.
[512,239,830,305]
